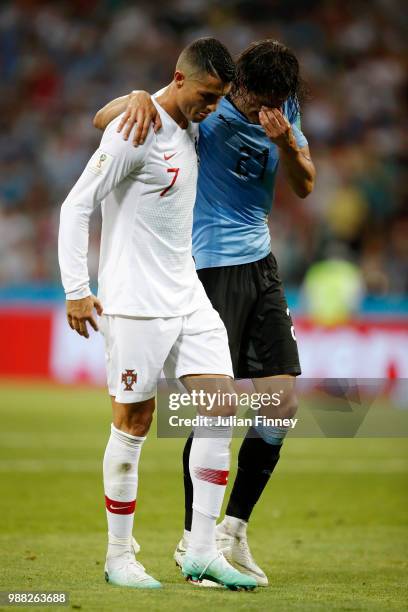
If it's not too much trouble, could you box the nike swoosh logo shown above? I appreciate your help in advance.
[233,560,264,578]
[109,505,132,511]
[164,153,176,160]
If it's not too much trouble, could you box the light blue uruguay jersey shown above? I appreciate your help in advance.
[192,96,308,269]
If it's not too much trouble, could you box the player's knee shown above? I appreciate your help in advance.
[127,412,153,436]
[126,406,154,436]
[279,391,298,419]
[222,400,238,417]
[211,394,238,417]
[114,399,155,436]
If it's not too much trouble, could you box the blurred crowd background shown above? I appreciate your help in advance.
[1,0,407,298]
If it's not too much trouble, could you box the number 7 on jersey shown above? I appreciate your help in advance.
[160,168,179,197]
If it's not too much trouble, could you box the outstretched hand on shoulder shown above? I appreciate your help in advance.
[117,91,162,146]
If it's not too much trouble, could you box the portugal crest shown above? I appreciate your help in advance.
[121,369,138,391]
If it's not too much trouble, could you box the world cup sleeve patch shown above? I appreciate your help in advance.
[88,149,114,175]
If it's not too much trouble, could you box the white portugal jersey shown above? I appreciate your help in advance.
[58,93,209,317]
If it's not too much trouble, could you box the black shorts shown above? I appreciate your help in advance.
[197,253,301,378]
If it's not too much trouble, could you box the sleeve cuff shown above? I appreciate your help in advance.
[65,287,92,301]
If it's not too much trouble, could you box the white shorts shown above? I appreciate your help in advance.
[99,304,233,403]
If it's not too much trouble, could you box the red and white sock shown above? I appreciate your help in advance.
[188,423,232,558]
[103,423,145,557]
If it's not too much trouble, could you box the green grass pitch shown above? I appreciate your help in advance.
[0,383,407,611]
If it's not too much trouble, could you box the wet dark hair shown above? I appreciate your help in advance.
[231,39,307,119]
[179,37,235,84]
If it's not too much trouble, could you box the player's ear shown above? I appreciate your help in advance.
[174,71,186,88]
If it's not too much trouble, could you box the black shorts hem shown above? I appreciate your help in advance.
[237,364,302,379]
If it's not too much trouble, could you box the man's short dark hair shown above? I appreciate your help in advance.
[178,37,235,84]
[231,39,307,118]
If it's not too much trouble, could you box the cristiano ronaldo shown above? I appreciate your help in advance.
[58,38,256,591]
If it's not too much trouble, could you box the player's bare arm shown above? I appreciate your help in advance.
[66,294,103,339]
[259,107,315,198]
[93,94,129,130]
[93,90,161,146]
